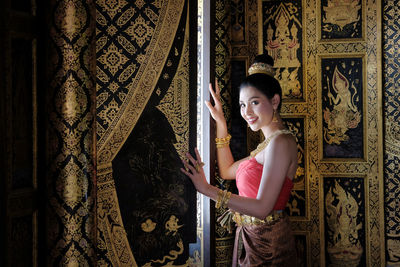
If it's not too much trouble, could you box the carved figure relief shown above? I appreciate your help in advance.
[323,66,361,145]
[321,0,362,39]
[322,58,363,158]
[325,179,364,266]
[262,1,303,100]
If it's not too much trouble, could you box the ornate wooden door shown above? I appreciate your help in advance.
[0,0,45,266]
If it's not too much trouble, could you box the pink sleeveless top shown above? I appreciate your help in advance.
[236,157,293,210]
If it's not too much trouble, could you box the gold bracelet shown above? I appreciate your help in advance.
[222,191,231,209]
[216,190,231,209]
[216,142,230,148]
[215,134,232,144]
[215,189,224,209]
[215,134,232,148]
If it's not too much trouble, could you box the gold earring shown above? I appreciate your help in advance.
[272,109,278,123]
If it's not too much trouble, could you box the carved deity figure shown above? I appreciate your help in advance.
[275,67,302,98]
[265,3,302,100]
[323,66,361,145]
[325,180,363,266]
[265,3,301,68]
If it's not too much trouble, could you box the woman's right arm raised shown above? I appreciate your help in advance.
[205,80,247,180]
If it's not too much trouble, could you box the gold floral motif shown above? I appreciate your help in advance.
[55,0,87,41]
[126,15,154,47]
[97,0,129,19]
[56,161,86,208]
[98,43,129,76]
[56,74,88,127]
[141,219,157,233]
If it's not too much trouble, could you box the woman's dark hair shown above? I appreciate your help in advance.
[239,54,282,111]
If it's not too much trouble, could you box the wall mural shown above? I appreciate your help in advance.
[320,0,362,40]
[321,57,364,159]
[96,0,197,265]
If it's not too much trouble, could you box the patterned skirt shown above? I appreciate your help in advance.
[232,212,297,267]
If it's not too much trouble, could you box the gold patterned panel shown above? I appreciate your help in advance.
[383,0,400,265]
[46,0,97,265]
[96,1,194,265]
[97,0,185,164]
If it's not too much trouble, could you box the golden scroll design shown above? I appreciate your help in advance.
[97,0,185,164]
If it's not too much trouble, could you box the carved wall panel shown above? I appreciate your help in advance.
[260,0,304,101]
[256,0,384,265]
[323,176,366,266]
[319,0,363,40]
[320,56,364,159]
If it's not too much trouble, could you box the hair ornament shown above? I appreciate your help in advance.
[248,62,275,77]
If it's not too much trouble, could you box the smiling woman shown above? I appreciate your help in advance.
[182,54,299,266]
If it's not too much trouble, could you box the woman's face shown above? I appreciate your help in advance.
[239,86,276,132]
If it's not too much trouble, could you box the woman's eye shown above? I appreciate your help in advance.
[251,101,259,105]
[239,103,245,108]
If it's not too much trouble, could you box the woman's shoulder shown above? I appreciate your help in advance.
[272,131,296,145]
[267,132,297,156]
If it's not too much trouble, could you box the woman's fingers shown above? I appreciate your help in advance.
[194,147,202,162]
[208,83,218,102]
[180,167,192,177]
[186,152,197,166]
[215,78,220,95]
[181,158,196,174]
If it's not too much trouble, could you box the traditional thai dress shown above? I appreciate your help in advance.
[232,157,297,266]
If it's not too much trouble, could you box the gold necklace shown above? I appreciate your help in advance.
[250,129,292,158]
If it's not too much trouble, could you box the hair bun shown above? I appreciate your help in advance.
[253,54,274,66]
[248,54,275,77]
